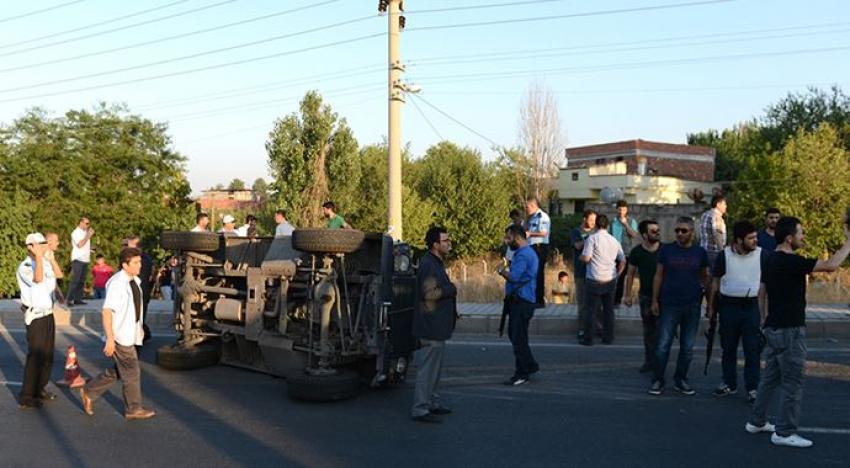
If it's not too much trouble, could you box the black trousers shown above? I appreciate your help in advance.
[508,298,538,378]
[67,260,88,302]
[584,279,616,344]
[20,313,55,403]
[531,244,549,305]
[614,257,628,304]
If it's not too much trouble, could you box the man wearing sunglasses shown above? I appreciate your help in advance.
[624,219,661,373]
[649,217,709,396]
[68,217,94,306]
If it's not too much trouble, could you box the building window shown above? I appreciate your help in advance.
[595,158,604,165]
[571,172,579,181]
[616,156,624,162]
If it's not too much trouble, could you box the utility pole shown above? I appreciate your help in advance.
[380,0,405,241]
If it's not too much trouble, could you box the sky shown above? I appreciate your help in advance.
[1,0,849,194]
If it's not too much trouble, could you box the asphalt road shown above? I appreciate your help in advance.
[1,327,849,468]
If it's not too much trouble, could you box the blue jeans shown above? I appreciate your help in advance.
[719,298,761,391]
[94,287,106,299]
[654,301,701,384]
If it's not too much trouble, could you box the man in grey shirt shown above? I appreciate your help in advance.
[579,214,625,345]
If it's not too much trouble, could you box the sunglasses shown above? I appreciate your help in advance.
[674,228,691,234]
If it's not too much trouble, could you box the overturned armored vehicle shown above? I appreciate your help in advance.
[156,229,417,401]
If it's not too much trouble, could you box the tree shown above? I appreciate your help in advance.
[518,80,565,202]
[762,86,850,151]
[252,177,268,196]
[0,189,33,297]
[0,104,194,287]
[495,146,535,208]
[266,91,360,227]
[415,142,512,257]
[228,178,246,191]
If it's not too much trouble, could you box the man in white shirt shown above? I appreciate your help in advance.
[579,215,626,345]
[524,197,551,306]
[16,232,64,409]
[274,210,295,237]
[190,212,210,232]
[68,217,94,306]
[80,247,156,420]
[219,214,237,236]
[235,214,257,237]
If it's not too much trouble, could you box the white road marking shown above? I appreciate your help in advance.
[799,427,850,435]
[1,380,22,386]
[448,339,850,352]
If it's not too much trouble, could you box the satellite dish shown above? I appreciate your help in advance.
[688,188,705,203]
[599,186,623,204]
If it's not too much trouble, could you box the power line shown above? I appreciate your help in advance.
[423,81,850,96]
[0,32,385,104]
[409,95,444,141]
[0,0,236,59]
[404,0,569,14]
[0,0,344,73]
[0,0,86,25]
[413,45,850,85]
[412,95,501,148]
[0,0,191,50]
[0,16,380,96]
[406,0,733,33]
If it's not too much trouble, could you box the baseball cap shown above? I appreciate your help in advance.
[25,232,46,245]
[222,215,236,224]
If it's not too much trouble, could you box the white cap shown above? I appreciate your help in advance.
[222,215,236,224]
[25,232,46,245]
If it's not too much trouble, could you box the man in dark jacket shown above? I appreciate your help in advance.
[411,226,457,423]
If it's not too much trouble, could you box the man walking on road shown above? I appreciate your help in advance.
[68,217,94,305]
[746,216,850,448]
[757,207,781,253]
[624,219,661,373]
[707,221,767,403]
[649,217,709,396]
[16,233,64,409]
[570,209,597,342]
[80,248,156,421]
[524,197,550,307]
[611,200,639,306]
[411,227,457,423]
[499,224,539,386]
[125,236,155,343]
[579,214,625,345]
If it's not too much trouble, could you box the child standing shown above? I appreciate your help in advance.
[91,254,114,299]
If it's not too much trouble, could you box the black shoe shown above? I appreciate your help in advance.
[504,375,528,386]
[38,390,58,401]
[639,363,653,373]
[674,380,696,396]
[430,406,452,415]
[18,398,42,409]
[712,384,737,397]
[648,380,664,396]
[412,413,442,424]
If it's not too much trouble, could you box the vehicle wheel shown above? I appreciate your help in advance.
[286,369,362,402]
[156,341,221,370]
[291,229,365,254]
[161,231,220,253]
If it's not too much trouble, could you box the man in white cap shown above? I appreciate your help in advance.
[16,232,64,409]
[219,214,237,236]
[80,247,156,420]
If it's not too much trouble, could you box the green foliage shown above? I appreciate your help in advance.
[251,177,268,196]
[0,190,33,297]
[0,105,194,292]
[228,178,246,191]
[266,91,360,227]
[762,86,850,151]
[414,142,512,258]
[549,213,584,260]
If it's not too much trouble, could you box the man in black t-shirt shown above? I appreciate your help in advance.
[624,219,660,373]
[746,216,850,448]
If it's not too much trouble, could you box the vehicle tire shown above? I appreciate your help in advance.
[286,369,363,402]
[291,229,365,254]
[156,341,221,370]
[161,231,220,253]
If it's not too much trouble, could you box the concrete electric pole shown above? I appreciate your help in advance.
[380,0,405,241]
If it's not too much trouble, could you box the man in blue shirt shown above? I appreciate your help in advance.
[757,207,780,253]
[649,216,710,397]
[499,224,539,386]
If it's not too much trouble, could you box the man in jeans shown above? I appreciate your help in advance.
[707,221,767,403]
[570,209,596,342]
[699,194,727,271]
[610,200,639,306]
[499,224,539,386]
[579,214,625,345]
[624,219,661,373]
[746,217,850,448]
[411,227,457,423]
[649,217,709,396]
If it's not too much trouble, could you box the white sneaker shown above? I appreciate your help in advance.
[745,422,775,434]
[771,433,813,448]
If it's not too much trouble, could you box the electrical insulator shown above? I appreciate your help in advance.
[378,0,389,13]
[399,15,406,29]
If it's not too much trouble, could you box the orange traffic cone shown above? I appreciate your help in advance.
[56,345,86,388]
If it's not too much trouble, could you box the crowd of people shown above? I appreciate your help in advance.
[411,194,850,449]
